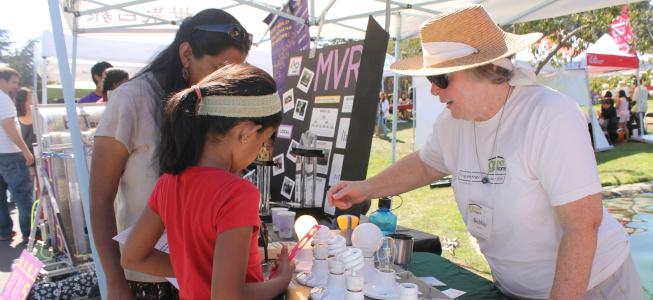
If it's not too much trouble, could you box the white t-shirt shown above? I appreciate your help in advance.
[95,72,166,283]
[0,90,21,153]
[419,85,630,299]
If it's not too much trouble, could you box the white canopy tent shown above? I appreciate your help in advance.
[37,31,274,96]
[46,0,638,296]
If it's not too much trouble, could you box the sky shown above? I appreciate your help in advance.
[0,0,62,51]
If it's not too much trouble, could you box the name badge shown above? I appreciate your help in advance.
[467,203,493,241]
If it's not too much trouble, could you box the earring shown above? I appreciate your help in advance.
[181,67,190,81]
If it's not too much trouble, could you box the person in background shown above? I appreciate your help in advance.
[90,8,251,299]
[122,64,293,300]
[328,5,641,299]
[14,88,36,172]
[616,90,630,140]
[598,99,618,144]
[79,61,113,103]
[377,91,389,138]
[398,92,412,120]
[0,67,33,242]
[631,78,649,135]
[98,68,129,103]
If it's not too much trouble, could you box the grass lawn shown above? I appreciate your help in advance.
[366,119,653,279]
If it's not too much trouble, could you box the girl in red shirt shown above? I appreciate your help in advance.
[121,64,294,299]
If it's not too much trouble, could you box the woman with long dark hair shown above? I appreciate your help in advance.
[90,9,252,299]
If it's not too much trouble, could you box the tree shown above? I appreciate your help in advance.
[2,38,42,99]
[0,29,12,60]
[507,2,653,74]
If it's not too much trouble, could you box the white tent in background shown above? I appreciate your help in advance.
[37,31,273,96]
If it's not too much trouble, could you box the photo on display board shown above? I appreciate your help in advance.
[282,89,295,113]
[280,176,296,200]
[288,56,303,76]
[272,154,285,176]
[293,99,308,121]
[286,139,299,163]
[297,68,314,93]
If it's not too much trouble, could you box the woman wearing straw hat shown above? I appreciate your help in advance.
[327,5,641,300]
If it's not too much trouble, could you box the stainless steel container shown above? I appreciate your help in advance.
[388,233,414,267]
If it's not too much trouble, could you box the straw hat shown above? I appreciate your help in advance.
[390,4,542,76]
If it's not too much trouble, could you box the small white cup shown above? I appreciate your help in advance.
[277,211,296,239]
[270,207,288,232]
[399,282,419,300]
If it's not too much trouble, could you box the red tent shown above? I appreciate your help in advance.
[586,33,639,73]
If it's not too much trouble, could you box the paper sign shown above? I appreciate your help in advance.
[315,95,341,104]
[0,250,43,300]
[316,177,334,215]
[335,118,350,149]
[277,124,293,139]
[316,140,332,174]
[309,108,338,138]
[341,96,354,113]
[418,276,447,287]
[329,154,344,185]
[442,288,466,299]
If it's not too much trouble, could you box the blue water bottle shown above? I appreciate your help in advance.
[369,197,397,236]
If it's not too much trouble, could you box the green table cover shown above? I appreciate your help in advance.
[407,252,509,300]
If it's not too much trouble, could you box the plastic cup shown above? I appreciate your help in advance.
[270,207,288,232]
[277,211,296,239]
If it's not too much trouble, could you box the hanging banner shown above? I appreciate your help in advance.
[610,5,634,54]
[264,0,310,95]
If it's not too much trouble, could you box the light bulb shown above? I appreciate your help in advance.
[351,223,383,257]
[294,214,318,240]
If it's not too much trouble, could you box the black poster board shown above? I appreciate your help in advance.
[270,17,389,215]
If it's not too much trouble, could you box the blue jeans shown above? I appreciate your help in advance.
[0,152,33,237]
[377,114,388,137]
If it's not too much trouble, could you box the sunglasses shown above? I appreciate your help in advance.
[194,24,253,49]
[427,74,449,89]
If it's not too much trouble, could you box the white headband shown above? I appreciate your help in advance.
[197,93,282,117]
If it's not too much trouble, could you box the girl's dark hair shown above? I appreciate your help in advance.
[15,87,31,117]
[139,9,251,102]
[604,91,613,98]
[101,68,129,100]
[159,64,282,174]
[618,89,627,98]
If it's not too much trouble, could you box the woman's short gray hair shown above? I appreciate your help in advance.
[468,64,514,84]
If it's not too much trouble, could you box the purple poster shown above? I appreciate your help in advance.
[264,0,310,94]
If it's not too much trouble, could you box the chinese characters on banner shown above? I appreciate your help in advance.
[264,0,311,95]
[610,5,634,54]
[0,250,44,300]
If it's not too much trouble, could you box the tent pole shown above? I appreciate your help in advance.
[391,12,400,163]
[46,1,106,299]
[41,59,48,105]
[385,0,391,31]
[72,17,78,93]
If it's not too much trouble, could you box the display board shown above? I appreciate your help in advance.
[270,17,388,215]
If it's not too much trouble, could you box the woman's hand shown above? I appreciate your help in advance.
[326,180,372,210]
